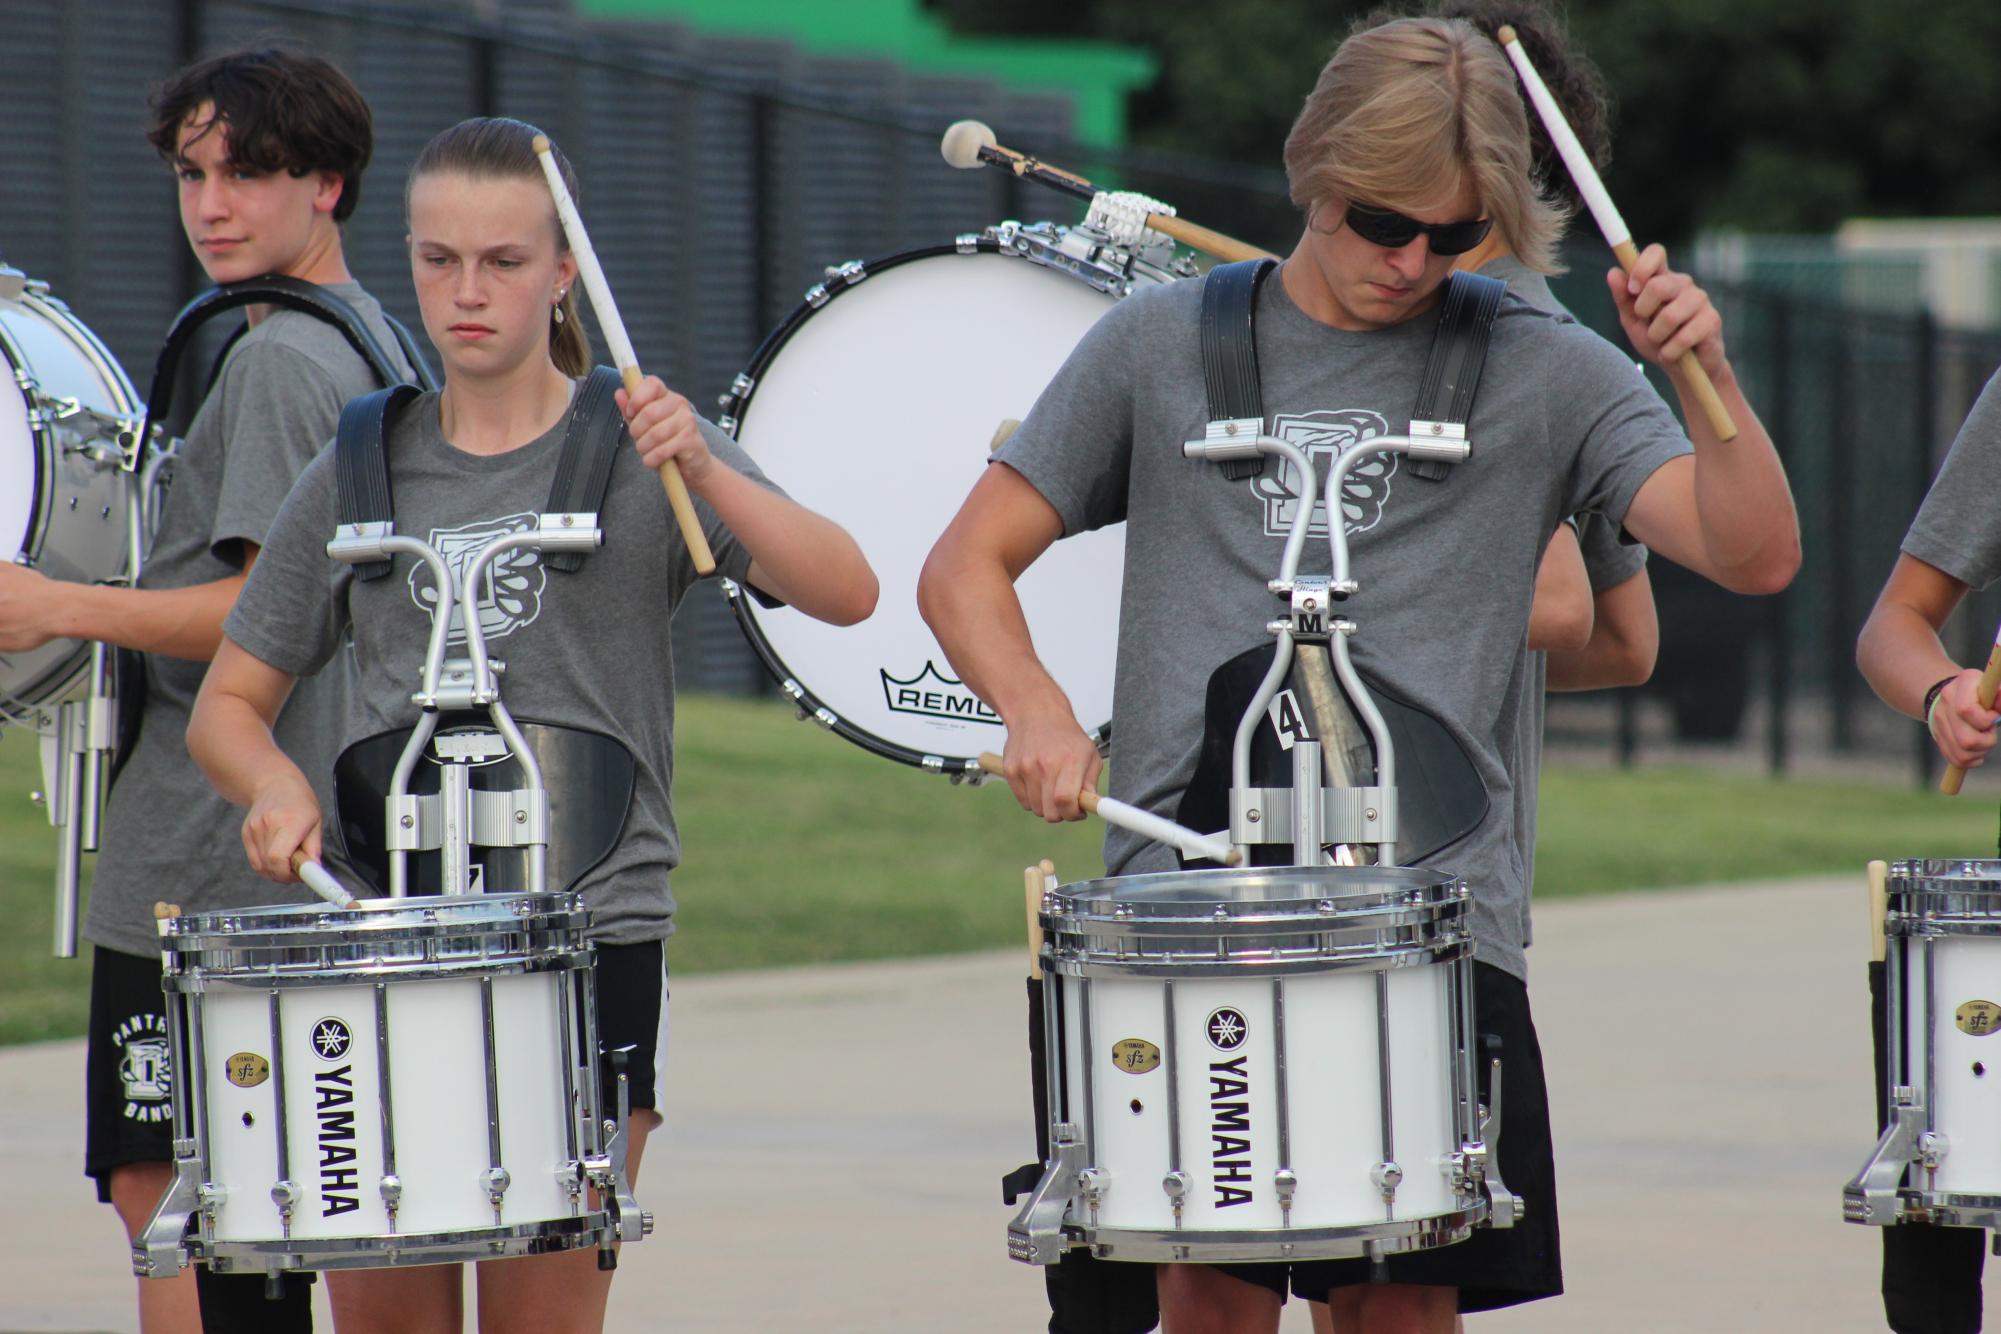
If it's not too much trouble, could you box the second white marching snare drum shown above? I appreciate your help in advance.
[136,892,647,1282]
[1849,859,2001,1230]
[718,221,1185,776]
[1010,865,1519,1264]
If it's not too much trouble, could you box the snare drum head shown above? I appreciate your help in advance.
[728,245,1134,770]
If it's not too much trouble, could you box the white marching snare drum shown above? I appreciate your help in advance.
[1010,865,1517,1265]
[136,892,647,1281]
[0,266,142,719]
[1849,859,2001,1230]
[718,221,1181,776]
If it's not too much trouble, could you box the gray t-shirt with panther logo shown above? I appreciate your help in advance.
[994,267,1687,982]
[224,387,777,944]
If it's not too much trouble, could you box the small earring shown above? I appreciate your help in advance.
[552,303,566,325]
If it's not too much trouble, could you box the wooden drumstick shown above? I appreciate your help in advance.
[153,902,182,921]
[1942,640,2001,795]
[532,134,716,576]
[1022,864,1046,981]
[289,850,359,910]
[1496,27,1738,442]
[1867,859,1889,964]
[941,120,1275,265]
[976,751,1243,866]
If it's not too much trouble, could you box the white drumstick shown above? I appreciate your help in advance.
[977,752,1242,866]
[290,850,358,910]
[1496,27,1738,442]
[530,134,717,575]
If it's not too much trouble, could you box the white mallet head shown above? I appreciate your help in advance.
[941,119,997,170]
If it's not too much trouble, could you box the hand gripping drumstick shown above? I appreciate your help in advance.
[532,134,716,575]
[1495,27,1738,442]
[1941,633,2001,794]
[940,120,1274,265]
[977,752,1244,866]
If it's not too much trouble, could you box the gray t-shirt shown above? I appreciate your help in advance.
[995,267,1688,982]
[86,283,412,957]
[1905,369,2001,588]
[1483,256,1649,952]
[225,387,776,945]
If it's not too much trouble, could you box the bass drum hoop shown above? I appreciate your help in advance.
[718,237,1118,776]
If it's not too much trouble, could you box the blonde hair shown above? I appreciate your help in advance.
[406,117,592,376]
[1283,17,1567,273]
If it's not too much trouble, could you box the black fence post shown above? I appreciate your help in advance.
[1766,295,1793,777]
[1616,690,1637,769]
[472,26,498,120]
[1913,309,1939,789]
[1830,314,1857,752]
[749,93,774,335]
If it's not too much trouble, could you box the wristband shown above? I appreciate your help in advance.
[1925,674,1958,736]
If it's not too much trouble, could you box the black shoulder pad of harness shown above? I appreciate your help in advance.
[543,366,628,573]
[333,384,421,583]
[1199,258,1279,480]
[1406,270,1506,482]
[145,275,424,432]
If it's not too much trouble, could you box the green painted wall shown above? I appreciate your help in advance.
[580,0,1155,144]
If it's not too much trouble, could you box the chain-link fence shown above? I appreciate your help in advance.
[4,0,1996,784]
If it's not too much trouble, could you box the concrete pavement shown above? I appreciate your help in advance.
[1,875,1974,1332]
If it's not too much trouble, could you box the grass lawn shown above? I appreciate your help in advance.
[3,695,1997,1046]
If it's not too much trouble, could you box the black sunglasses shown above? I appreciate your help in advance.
[1342,203,1493,257]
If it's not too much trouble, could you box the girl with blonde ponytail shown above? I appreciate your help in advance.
[188,115,876,1333]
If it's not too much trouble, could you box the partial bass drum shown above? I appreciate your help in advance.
[0,265,142,720]
[719,222,1182,776]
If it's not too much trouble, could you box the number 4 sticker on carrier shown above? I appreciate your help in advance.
[1267,689,1312,751]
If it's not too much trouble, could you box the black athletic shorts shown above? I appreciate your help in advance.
[85,945,178,1201]
[1213,962,1562,1312]
[86,936,662,1204]
[595,939,665,1114]
[1870,960,1985,1334]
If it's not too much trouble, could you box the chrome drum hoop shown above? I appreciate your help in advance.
[1067,1205,1488,1265]
[158,892,592,984]
[1042,866,1472,977]
[1887,859,2001,936]
[186,1215,616,1273]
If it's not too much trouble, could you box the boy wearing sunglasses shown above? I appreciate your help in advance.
[921,15,1795,1333]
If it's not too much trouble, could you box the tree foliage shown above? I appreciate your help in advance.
[926,0,2001,241]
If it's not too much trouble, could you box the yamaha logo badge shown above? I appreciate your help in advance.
[1206,1007,1248,1051]
[312,1018,353,1061]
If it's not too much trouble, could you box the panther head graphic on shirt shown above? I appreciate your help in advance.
[407,512,548,645]
[1251,409,1397,538]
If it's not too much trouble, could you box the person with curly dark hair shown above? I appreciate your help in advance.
[0,46,418,1334]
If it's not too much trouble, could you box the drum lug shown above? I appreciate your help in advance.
[1475,1046,1524,1228]
[1273,1167,1298,1226]
[481,1166,512,1217]
[271,1179,300,1237]
[1844,1096,1924,1225]
[1161,1168,1191,1225]
[131,1149,204,1278]
[1371,1159,1404,1204]
[1006,1122,1087,1266]
[1918,1130,1951,1170]
[379,1172,402,1225]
